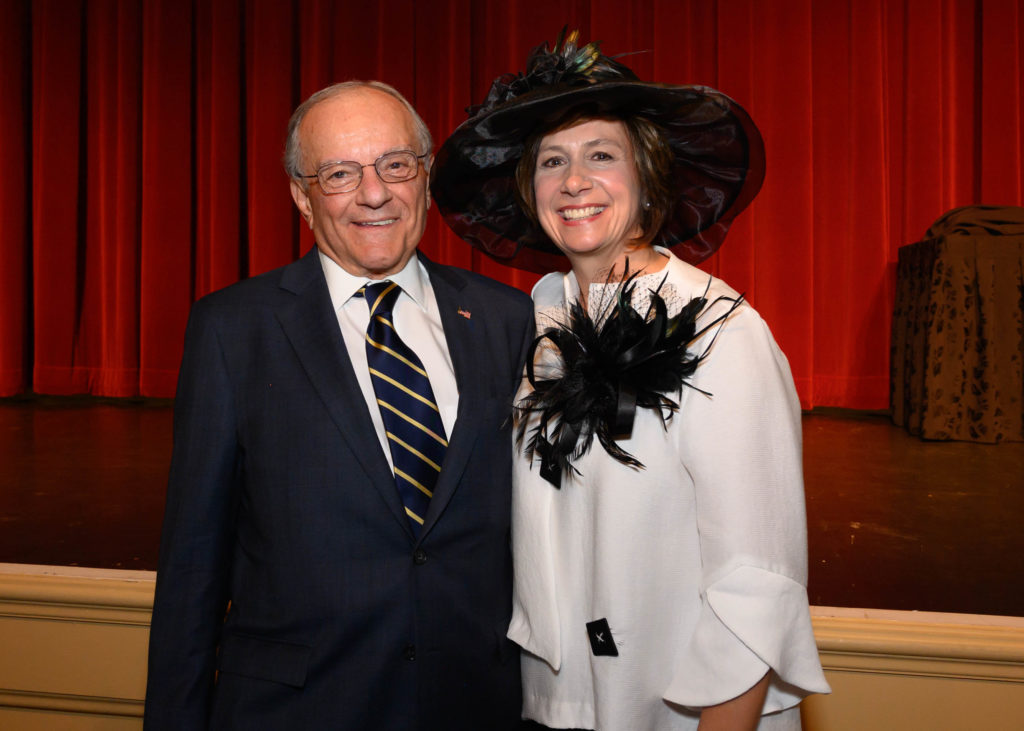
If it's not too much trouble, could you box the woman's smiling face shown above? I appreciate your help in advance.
[532,118,643,265]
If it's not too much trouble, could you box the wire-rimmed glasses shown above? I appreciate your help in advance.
[299,150,428,194]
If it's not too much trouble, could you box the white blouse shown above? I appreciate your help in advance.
[508,249,830,730]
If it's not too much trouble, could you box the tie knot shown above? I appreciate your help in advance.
[361,280,402,317]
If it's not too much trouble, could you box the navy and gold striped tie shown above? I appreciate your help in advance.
[361,281,447,536]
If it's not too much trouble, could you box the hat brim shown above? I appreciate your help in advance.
[431,81,765,272]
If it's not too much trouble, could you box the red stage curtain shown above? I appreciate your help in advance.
[1,0,1022,406]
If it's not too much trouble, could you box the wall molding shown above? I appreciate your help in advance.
[0,689,142,717]
[2,565,1023,729]
[0,568,153,626]
[0,565,154,723]
[812,607,1024,682]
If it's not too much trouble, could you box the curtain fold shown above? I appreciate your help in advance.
[30,0,87,394]
[195,0,244,299]
[0,0,30,395]
[2,0,1022,406]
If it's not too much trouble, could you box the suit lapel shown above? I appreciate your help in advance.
[419,256,485,539]
[274,249,412,536]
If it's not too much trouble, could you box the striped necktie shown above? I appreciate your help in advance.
[360,281,447,536]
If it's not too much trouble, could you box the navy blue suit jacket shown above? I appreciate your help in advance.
[144,248,534,730]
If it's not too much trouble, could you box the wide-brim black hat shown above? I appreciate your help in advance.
[430,30,766,273]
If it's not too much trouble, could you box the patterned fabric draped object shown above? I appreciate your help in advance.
[891,206,1024,442]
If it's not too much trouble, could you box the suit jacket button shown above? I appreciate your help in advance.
[404,643,416,661]
[413,548,427,565]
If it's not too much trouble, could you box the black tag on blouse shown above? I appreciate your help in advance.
[585,618,618,656]
[539,453,562,487]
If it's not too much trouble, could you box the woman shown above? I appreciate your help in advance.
[432,30,830,730]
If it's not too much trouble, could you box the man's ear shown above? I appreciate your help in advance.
[290,179,314,228]
[424,154,434,210]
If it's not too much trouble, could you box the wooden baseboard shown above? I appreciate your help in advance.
[0,565,153,727]
[2,565,1022,730]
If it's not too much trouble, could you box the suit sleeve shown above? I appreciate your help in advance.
[145,297,241,730]
[513,300,536,396]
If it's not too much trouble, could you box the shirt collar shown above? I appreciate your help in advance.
[318,249,430,311]
[562,246,676,312]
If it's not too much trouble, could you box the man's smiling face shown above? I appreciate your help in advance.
[290,86,431,279]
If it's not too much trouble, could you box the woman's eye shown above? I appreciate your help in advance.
[539,156,564,168]
[591,151,613,161]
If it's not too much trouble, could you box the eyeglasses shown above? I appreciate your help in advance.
[299,150,428,195]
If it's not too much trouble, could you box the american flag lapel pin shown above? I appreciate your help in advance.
[457,307,472,320]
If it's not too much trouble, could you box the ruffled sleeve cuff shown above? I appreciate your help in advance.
[663,565,831,713]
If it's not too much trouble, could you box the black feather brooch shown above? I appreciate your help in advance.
[515,271,742,488]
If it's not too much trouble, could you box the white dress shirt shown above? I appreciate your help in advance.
[318,250,459,469]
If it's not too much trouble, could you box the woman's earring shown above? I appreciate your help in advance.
[643,200,652,209]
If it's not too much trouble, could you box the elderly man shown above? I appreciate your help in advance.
[144,82,533,730]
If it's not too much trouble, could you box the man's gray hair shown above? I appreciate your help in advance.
[283,80,433,180]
